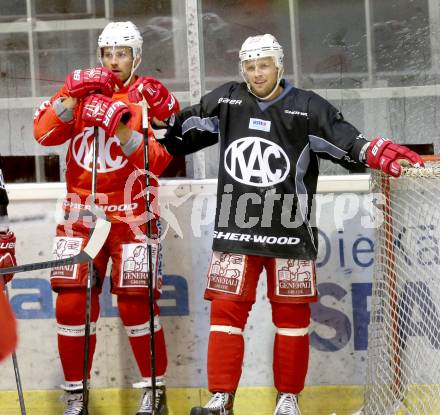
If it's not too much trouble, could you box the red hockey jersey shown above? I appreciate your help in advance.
[34,80,173,224]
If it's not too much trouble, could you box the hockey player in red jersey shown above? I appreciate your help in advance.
[0,156,17,362]
[158,34,424,415]
[33,21,179,415]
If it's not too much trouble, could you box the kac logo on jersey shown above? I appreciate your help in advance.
[72,127,128,173]
[249,118,271,132]
[224,137,290,187]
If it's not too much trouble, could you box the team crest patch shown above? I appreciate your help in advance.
[207,252,245,295]
[50,237,83,279]
[275,259,316,297]
[120,243,158,288]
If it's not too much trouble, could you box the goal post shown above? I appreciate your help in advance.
[360,158,440,415]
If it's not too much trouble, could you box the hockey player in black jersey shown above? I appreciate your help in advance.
[159,34,423,415]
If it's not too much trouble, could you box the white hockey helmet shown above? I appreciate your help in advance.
[98,21,143,85]
[239,34,284,100]
[239,34,284,68]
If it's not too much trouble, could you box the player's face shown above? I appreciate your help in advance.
[243,57,281,99]
[101,46,134,83]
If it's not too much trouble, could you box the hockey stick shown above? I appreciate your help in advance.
[82,126,99,414]
[139,89,158,415]
[0,209,110,275]
[3,282,26,415]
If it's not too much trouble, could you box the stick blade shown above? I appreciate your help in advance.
[0,218,111,275]
[82,217,111,259]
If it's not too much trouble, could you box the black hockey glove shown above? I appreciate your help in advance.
[156,114,186,156]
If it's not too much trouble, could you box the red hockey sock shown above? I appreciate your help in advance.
[117,295,167,378]
[207,331,244,392]
[272,302,310,393]
[56,289,100,383]
[273,332,309,393]
[207,299,251,392]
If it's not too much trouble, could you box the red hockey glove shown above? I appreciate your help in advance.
[82,94,131,137]
[0,231,16,284]
[128,77,179,121]
[65,67,123,98]
[366,137,424,177]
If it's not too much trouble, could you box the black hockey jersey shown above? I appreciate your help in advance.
[162,80,369,259]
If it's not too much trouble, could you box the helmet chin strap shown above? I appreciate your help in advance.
[123,63,135,87]
[123,56,141,87]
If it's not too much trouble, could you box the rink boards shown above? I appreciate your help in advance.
[0,175,381,414]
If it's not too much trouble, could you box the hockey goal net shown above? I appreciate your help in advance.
[361,157,440,415]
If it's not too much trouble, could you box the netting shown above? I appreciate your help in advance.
[362,160,440,415]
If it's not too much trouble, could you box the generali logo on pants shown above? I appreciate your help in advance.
[51,237,82,278]
[207,252,245,295]
[72,127,128,172]
[275,258,315,297]
[120,243,158,288]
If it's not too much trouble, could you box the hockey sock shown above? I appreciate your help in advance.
[56,289,100,383]
[117,294,167,378]
[272,302,310,393]
[207,331,244,392]
[207,299,252,392]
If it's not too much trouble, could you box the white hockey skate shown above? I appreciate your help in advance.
[62,391,84,415]
[136,385,168,415]
[274,392,301,415]
[190,392,235,415]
